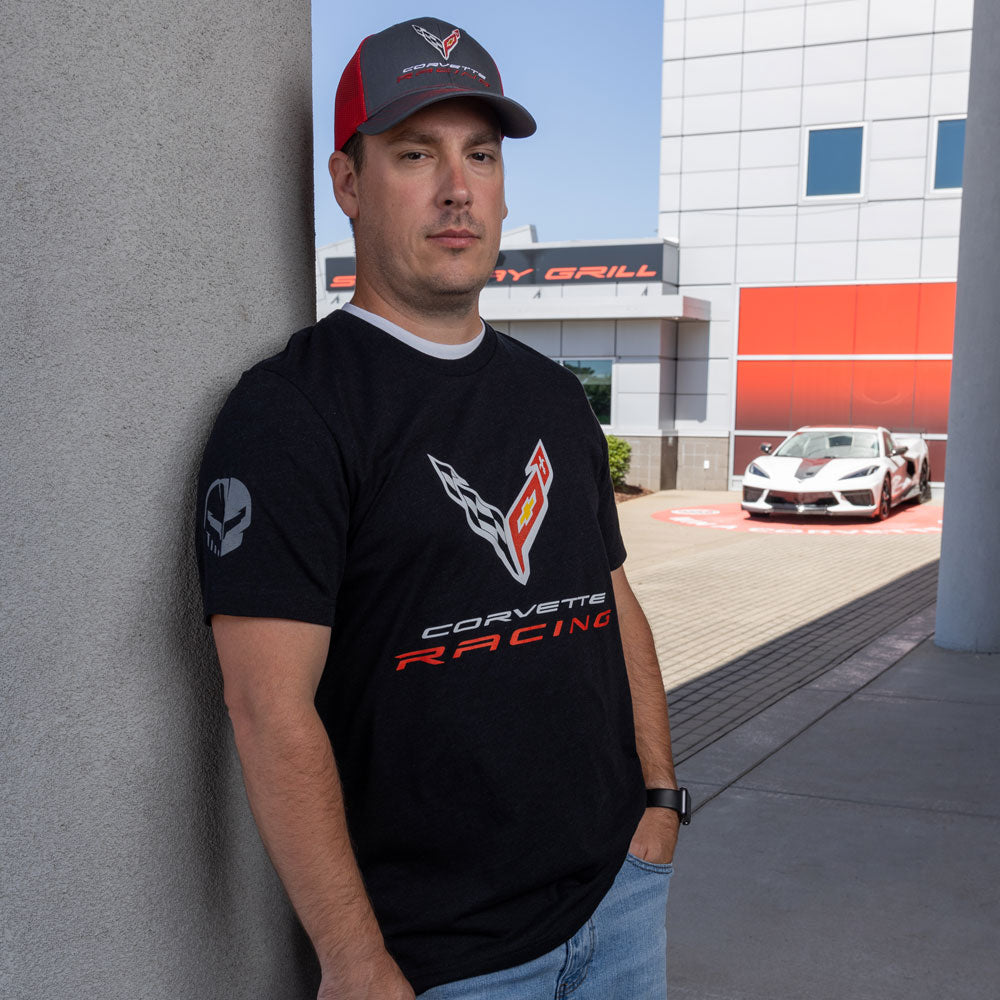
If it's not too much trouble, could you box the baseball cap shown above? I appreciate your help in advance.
[335,16,537,150]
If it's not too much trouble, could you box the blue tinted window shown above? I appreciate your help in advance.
[934,119,966,189]
[805,126,864,196]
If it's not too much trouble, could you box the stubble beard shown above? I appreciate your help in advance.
[408,254,494,317]
[359,215,498,319]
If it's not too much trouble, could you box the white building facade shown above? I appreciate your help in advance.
[661,0,972,488]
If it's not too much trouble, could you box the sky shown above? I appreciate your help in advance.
[311,1,665,248]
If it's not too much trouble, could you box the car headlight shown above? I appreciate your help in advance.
[747,462,770,479]
[840,465,880,480]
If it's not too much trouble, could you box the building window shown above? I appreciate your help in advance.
[934,118,966,190]
[562,360,612,424]
[804,125,865,197]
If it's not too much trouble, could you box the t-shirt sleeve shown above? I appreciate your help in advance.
[195,368,350,626]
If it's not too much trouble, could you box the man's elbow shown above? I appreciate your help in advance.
[221,677,258,732]
[221,676,320,747]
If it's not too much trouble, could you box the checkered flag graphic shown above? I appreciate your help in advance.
[428,455,519,578]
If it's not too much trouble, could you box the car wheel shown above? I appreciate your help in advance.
[874,476,891,521]
[919,463,932,502]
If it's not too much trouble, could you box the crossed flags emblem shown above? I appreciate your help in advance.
[428,441,553,584]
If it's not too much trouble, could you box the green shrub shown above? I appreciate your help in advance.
[606,435,632,489]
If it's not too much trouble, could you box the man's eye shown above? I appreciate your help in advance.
[470,152,493,162]
[402,151,426,161]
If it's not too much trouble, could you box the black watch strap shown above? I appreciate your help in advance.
[646,787,692,825]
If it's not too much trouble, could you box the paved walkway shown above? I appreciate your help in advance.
[618,491,941,759]
[616,491,999,1000]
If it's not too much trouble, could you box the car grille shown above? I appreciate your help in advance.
[768,491,837,508]
[743,486,764,502]
[842,490,875,506]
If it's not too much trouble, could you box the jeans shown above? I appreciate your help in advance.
[417,853,672,999]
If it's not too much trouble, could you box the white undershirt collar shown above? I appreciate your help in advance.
[342,303,485,359]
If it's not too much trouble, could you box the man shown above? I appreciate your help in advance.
[197,16,689,999]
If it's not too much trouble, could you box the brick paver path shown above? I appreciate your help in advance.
[617,491,942,762]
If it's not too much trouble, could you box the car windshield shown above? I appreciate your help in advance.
[774,431,880,459]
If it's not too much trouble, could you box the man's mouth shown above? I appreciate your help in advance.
[428,228,480,249]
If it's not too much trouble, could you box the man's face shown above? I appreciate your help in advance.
[332,99,508,317]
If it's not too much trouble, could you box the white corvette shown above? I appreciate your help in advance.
[741,426,932,520]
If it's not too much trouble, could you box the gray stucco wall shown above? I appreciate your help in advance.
[2,3,318,995]
[936,0,1000,651]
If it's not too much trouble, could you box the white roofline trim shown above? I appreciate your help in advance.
[482,295,710,322]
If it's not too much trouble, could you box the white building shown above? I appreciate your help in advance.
[660,0,971,488]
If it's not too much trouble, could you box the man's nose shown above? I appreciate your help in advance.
[438,155,472,207]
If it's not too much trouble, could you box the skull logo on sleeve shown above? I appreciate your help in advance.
[204,477,252,556]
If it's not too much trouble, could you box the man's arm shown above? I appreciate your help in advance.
[212,615,414,1000]
[611,567,681,865]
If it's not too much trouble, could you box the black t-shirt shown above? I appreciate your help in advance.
[196,309,645,992]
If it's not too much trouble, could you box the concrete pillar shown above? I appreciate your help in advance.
[936,0,1000,651]
[2,3,318,995]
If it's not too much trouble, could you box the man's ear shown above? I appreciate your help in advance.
[329,151,360,220]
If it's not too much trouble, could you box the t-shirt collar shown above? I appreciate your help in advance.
[341,303,485,360]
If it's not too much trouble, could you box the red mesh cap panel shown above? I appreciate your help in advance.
[335,42,368,150]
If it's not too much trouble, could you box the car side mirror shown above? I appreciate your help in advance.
[760,443,773,454]
[893,445,908,456]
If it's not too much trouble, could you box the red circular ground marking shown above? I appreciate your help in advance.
[652,502,943,535]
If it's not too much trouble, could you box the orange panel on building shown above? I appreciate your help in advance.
[738,288,797,354]
[735,361,794,429]
[793,285,856,354]
[854,284,921,353]
[789,360,853,426]
[912,360,952,433]
[916,283,957,353]
[850,360,917,426]
[734,283,954,478]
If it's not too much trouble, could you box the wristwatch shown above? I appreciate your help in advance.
[646,787,692,825]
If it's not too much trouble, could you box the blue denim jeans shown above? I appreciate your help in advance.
[417,853,672,998]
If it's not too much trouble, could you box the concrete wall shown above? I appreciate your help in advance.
[936,0,1000,651]
[2,3,318,995]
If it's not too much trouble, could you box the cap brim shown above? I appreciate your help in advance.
[358,88,536,139]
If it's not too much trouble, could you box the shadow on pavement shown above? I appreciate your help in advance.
[668,560,940,763]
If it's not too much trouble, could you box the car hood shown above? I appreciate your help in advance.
[749,456,881,487]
